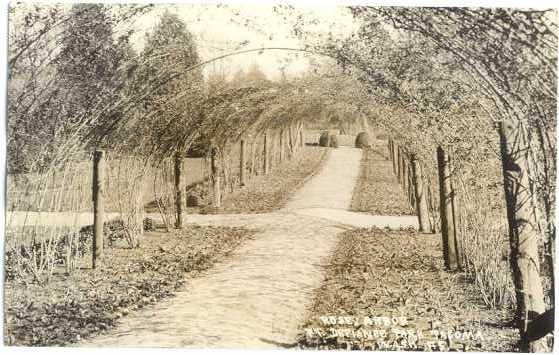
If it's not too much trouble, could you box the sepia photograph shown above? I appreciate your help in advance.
[1,0,557,352]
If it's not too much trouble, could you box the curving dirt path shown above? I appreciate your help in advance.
[78,147,418,349]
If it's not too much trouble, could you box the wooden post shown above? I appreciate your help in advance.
[279,129,284,163]
[223,153,232,194]
[92,149,105,269]
[263,132,270,174]
[273,132,277,169]
[401,150,407,187]
[300,126,305,148]
[392,142,398,175]
[250,139,257,176]
[408,162,416,210]
[211,146,221,208]
[436,146,458,270]
[240,139,246,186]
[288,124,294,157]
[412,158,430,233]
[401,153,407,189]
[397,146,403,181]
[525,308,554,344]
[450,186,463,269]
[427,177,438,233]
[498,121,549,352]
[174,151,183,229]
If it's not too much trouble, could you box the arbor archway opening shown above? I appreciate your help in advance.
[6,4,556,351]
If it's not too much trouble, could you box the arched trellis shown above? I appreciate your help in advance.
[5,6,556,352]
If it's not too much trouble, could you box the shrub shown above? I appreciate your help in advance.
[143,217,155,232]
[329,134,339,148]
[186,138,210,158]
[318,131,330,147]
[355,132,371,148]
[4,218,128,281]
[186,193,200,207]
[79,218,126,247]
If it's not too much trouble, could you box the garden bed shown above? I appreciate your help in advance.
[201,146,329,214]
[4,224,257,346]
[350,147,414,216]
[297,228,518,352]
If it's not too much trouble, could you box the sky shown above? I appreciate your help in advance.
[8,1,556,81]
[6,2,359,81]
[124,3,358,80]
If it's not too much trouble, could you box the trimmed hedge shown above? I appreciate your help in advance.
[355,132,371,149]
[329,135,339,148]
[318,132,330,147]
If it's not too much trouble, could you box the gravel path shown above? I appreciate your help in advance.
[80,213,348,348]
[12,147,416,349]
[79,148,367,348]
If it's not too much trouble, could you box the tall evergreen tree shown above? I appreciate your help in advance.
[56,4,120,125]
[55,3,140,151]
[137,11,203,156]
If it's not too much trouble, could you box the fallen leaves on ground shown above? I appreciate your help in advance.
[298,228,518,352]
[351,147,414,216]
[4,225,257,346]
[204,146,328,214]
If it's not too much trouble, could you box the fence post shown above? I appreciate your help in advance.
[288,124,294,157]
[250,139,257,176]
[427,176,438,233]
[436,146,458,270]
[450,185,463,269]
[407,161,415,209]
[92,149,105,269]
[401,151,408,188]
[412,158,430,232]
[498,121,548,352]
[391,141,398,175]
[263,132,269,174]
[240,139,246,186]
[174,151,183,229]
[211,146,221,208]
[397,146,402,181]
[279,128,284,163]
